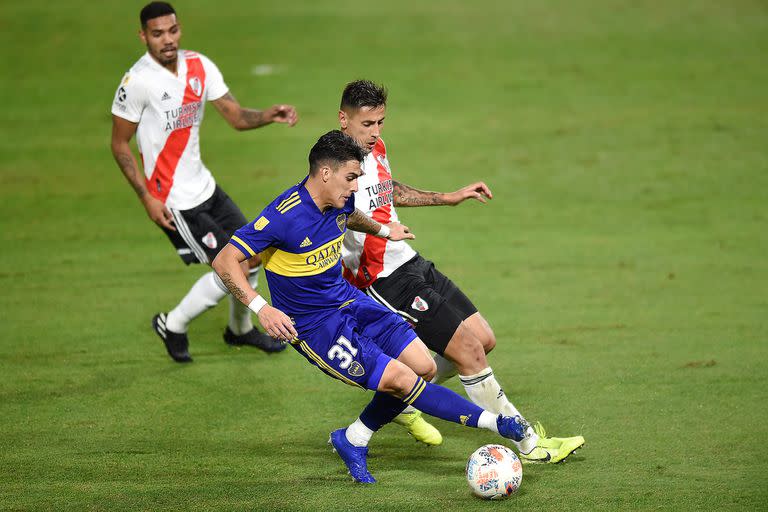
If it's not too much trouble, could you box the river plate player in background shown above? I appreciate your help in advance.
[337,80,585,463]
[212,130,538,483]
[110,2,298,361]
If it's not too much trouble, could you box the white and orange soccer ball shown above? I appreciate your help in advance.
[465,444,523,499]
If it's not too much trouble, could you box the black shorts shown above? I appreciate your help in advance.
[161,185,248,265]
[365,254,478,355]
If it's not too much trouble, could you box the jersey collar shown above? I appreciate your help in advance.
[142,50,186,78]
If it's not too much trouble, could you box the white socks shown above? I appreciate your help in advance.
[228,266,260,335]
[431,354,459,384]
[165,271,228,333]
[165,266,262,335]
[345,418,375,447]
[459,367,523,418]
[459,367,539,454]
[478,411,499,433]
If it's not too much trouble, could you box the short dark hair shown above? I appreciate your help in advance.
[308,130,364,176]
[340,80,388,111]
[140,2,176,28]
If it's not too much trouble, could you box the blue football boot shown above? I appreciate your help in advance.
[328,428,376,484]
[496,414,528,442]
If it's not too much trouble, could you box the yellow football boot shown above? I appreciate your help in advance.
[519,422,585,464]
[393,410,443,446]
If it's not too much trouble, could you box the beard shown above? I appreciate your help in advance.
[150,45,178,67]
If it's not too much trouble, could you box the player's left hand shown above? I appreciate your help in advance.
[387,222,416,241]
[266,104,298,127]
[446,182,493,205]
[257,304,297,342]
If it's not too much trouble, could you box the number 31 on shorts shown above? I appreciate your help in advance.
[327,336,358,370]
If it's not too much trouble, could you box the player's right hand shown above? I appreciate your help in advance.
[258,305,298,342]
[143,195,176,231]
[386,222,416,241]
[267,104,299,127]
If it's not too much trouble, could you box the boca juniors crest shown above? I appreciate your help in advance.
[348,361,365,377]
[336,214,347,232]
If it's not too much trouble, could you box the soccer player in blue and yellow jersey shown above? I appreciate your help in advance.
[212,130,532,483]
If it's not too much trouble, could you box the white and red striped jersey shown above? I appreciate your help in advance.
[111,50,228,210]
[342,139,416,288]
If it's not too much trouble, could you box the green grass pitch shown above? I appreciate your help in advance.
[1,1,767,510]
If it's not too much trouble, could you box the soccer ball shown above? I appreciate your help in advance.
[465,444,522,499]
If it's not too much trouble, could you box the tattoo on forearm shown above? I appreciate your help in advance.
[218,92,236,115]
[217,92,265,129]
[115,152,147,198]
[220,271,249,303]
[347,209,380,235]
[392,180,445,207]
[240,109,265,128]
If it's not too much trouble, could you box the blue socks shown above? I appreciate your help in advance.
[404,377,484,428]
[359,392,409,431]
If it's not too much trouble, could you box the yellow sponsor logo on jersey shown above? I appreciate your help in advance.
[253,216,270,231]
[262,233,345,277]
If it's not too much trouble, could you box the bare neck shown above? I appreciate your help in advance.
[149,53,179,75]
[303,176,333,212]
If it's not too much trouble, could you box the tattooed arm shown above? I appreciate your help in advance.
[212,244,297,340]
[111,115,176,230]
[211,92,298,131]
[393,180,493,207]
[347,209,416,241]
[212,245,256,304]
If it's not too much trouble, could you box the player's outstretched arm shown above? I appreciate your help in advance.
[392,180,493,207]
[347,209,416,241]
[211,92,298,131]
[110,115,176,231]
[212,245,297,341]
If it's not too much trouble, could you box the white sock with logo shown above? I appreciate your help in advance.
[228,266,260,335]
[459,367,523,418]
[459,367,539,453]
[166,271,228,333]
[431,354,459,384]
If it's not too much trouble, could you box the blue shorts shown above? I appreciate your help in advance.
[290,295,417,390]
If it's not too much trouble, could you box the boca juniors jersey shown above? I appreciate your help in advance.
[111,50,228,210]
[229,177,363,332]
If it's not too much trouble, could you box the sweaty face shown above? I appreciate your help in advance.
[340,106,386,153]
[326,160,363,209]
[140,14,181,68]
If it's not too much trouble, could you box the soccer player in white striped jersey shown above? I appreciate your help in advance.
[337,80,585,463]
[110,2,297,362]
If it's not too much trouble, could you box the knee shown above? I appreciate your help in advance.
[445,326,488,373]
[468,314,496,354]
[379,362,419,397]
[479,327,496,354]
[417,359,437,383]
